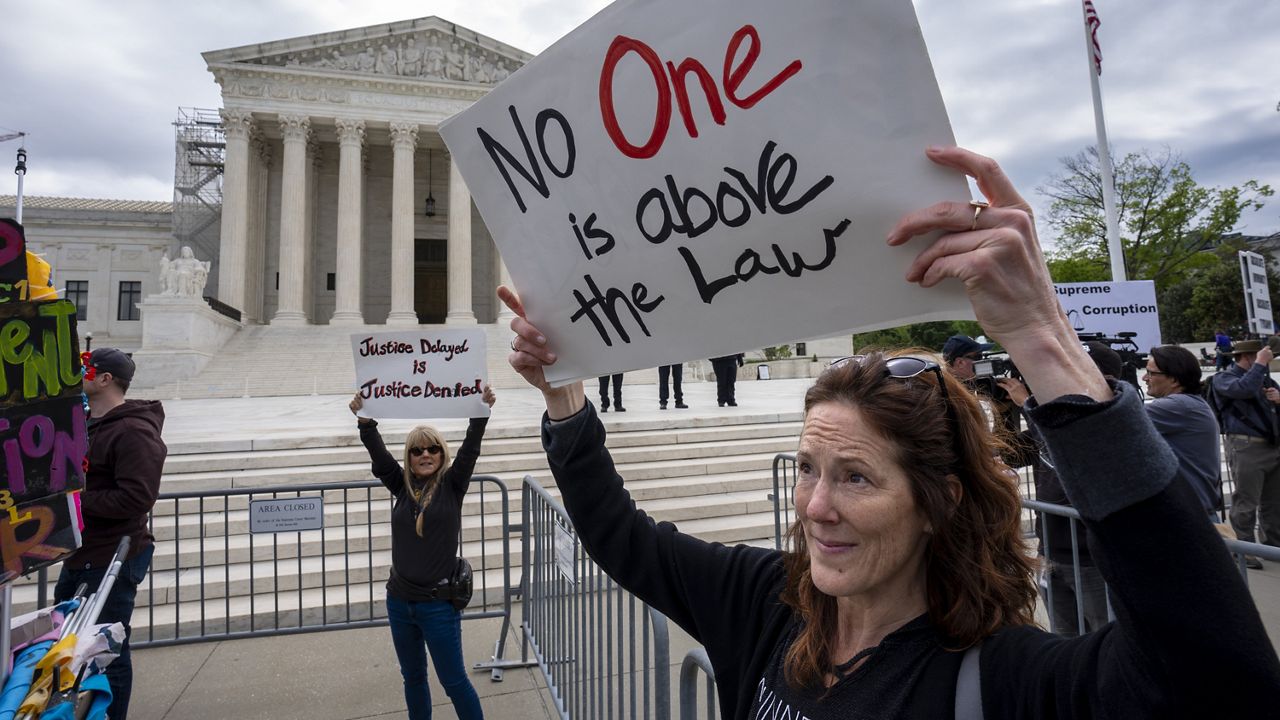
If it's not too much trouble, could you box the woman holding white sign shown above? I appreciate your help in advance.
[500,147,1279,717]
[349,386,496,720]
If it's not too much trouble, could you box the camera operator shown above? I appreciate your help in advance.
[998,341,1124,637]
[944,334,1021,434]
[942,334,992,381]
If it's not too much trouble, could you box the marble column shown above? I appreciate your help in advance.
[386,123,420,325]
[216,108,254,317]
[446,155,476,325]
[330,118,366,325]
[272,114,310,325]
[496,255,516,323]
[244,132,271,324]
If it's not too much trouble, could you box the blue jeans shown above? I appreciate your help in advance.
[54,543,154,720]
[386,596,484,720]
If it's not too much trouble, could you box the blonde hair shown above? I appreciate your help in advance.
[402,425,452,537]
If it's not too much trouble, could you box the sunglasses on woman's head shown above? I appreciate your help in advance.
[827,355,962,468]
[409,445,443,457]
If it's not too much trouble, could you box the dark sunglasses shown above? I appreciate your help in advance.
[408,445,443,457]
[827,355,963,468]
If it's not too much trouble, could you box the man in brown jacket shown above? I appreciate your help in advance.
[54,348,165,720]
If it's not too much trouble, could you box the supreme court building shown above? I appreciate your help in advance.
[206,16,531,328]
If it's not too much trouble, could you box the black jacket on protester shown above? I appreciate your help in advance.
[359,417,487,601]
[541,382,1280,718]
[68,399,166,569]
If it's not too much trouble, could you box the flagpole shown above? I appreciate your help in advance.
[1081,1,1126,281]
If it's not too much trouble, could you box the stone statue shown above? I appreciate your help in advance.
[318,49,349,70]
[159,251,176,295]
[424,39,446,78]
[356,46,376,73]
[376,44,397,75]
[467,54,487,83]
[398,37,423,76]
[493,60,511,83]
[164,246,212,298]
[445,42,465,81]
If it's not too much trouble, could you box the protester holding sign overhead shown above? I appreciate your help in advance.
[502,148,1280,718]
[349,386,495,720]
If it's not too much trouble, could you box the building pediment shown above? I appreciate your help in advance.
[203,16,531,86]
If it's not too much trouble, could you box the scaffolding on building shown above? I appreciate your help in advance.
[172,107,224,277]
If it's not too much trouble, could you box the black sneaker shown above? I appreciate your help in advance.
[675,401,688,409]
[615,405,627,412]
[659,402,667,410]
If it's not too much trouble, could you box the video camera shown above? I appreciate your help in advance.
[1077,331,1147,389]
[970,352,1023,408]
[973,355,1020,382]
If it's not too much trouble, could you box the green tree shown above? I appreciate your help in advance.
[1038,146,1272,290]
[851,320,986,354]
[1155,240,1280,344]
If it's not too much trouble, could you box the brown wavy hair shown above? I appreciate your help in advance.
[779,350,1037,689]
[402,425,452,538]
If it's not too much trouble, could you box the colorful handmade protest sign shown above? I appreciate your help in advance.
[440,0,970,383]
[351,328,490,419]
[0,218,85,585]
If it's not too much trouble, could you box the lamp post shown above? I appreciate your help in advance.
[423,148,437,217]
[85,331,93,352]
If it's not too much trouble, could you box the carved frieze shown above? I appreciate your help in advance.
[238,30,522,85]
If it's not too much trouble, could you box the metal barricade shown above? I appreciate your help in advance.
[27,475,517,656]
[503,475,672,720]
[678,648,716,720]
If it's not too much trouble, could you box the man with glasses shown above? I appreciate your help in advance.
[1143,345,1222,519]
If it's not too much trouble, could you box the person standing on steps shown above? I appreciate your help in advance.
[659,363,687,410]
[711,354,745,407]
[598,373,625,412]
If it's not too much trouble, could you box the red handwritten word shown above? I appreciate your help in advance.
[599,24,803,159]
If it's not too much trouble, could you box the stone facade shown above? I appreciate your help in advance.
[0,196,172,350]
[205,16,529,329]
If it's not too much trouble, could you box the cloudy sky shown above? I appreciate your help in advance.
[2,0,1278,239]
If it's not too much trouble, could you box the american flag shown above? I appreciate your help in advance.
[1084,0,1103,75]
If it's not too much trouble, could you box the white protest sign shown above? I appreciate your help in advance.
[440,0,971,384]
[1055,281,1162,351]
[351,329,490,419]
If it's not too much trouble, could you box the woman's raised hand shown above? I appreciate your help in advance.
[497,285,586,419]
[498,285,555,393]
[348,392,373,424]
[888,147,1110,403]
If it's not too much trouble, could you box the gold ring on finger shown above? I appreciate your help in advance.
[969,200,990,232]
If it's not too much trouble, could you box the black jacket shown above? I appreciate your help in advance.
[543,385,1280,718]
[359,417,487,601]
[69,399,166,569]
